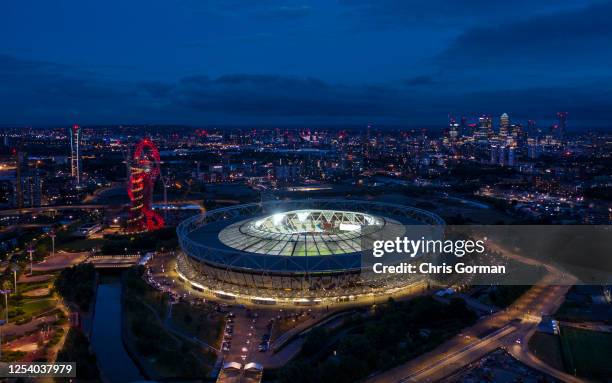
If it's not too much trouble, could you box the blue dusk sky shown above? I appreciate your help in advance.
[1,0,611,129]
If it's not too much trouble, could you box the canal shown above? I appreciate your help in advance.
[90,274,143,383]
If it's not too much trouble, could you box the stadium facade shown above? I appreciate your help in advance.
[176,199,443,303]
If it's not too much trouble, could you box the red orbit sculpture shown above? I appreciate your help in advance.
[127,138,164,231]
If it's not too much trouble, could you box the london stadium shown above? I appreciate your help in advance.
[176,199,444,304]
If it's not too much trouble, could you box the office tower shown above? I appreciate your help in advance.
[448,117,459,141]
[460,116,467,136]
[14,149,25,208]
[31,168,42,207]
[528,143,541,159]
[498,146,507,166]
[475,115,492,142]
[556,112,567,138]
[490,145,499,164]
[510,124,525,145]
[69,124,81,186]
[508,147,516,167]
[499,113,510,136]
[527,120,536,138]
[13,150,42,208]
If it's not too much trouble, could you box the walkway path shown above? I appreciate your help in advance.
[33,252,88,272]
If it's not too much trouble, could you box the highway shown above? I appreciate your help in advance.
[365,242,583,383]
[397,324,517,383]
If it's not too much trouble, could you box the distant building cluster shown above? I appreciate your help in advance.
[0,111,609,226]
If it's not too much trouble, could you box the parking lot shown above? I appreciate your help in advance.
[222,307,276,364]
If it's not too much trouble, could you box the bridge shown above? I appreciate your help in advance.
[85,254,142,269]
[0,205,110,216]
[0,199,210,217]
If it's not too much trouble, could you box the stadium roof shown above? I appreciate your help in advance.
[178,199,444,274]
[218,209,388,257]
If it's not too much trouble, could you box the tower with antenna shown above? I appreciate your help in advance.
[69,124,81,187]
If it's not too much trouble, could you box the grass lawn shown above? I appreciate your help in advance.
[273,313,312,340]
[528,332,565,371]
[560,326,612,379]
[170,301,223,346]
[19,281,51,293]
[123,267,214,378]
[7,297,58,324]
[21,298,57,316]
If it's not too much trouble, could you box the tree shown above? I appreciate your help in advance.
[301,327,328,357]
[54,263,96,311]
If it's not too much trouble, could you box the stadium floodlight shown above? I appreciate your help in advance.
[339,223,361,231]
[296,211,309,222]
[272,213,284,225]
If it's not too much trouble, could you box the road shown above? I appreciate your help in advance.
[365,242,582,383]
[0,204,108,216]
[396,324,517,382]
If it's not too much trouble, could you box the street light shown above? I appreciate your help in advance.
[50,230,56,257]
[10,264,19,295]
[27,245,35,275]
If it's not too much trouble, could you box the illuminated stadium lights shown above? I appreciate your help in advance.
[218,209,389,256]
[176,199,444,300]
[296,211,309,222]
[339,223,361,231]
[272,213,284,225]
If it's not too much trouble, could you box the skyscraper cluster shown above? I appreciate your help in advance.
[445,112,568,167]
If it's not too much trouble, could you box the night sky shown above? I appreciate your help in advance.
[1,0,611,128]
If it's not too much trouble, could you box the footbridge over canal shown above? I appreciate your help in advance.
[85,254,143,269]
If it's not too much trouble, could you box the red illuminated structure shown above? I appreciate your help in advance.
[127,138,164,232]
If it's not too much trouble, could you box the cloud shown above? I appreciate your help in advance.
[403,75,436,87]
[0,54,155,123]
[171,74,401,117]
[1,53,611,128]
[437,1,612,67]
[0,54,405,124]
[258,5,313,20]
[339,0,592,29]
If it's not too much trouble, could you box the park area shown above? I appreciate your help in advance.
[1,271,69,363]
[122,266,219,380]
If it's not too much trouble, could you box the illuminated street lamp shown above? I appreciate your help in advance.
[27,245,35,275]
[10,264,19,294]
[50,230,56,257]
